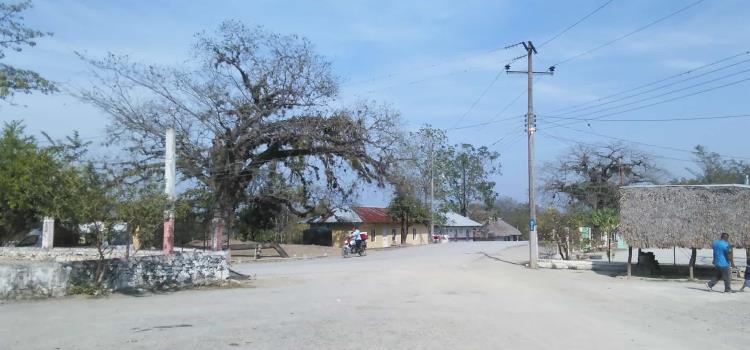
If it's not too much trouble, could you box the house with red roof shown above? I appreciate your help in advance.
[304,207,430,248]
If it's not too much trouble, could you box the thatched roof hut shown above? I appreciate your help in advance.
[619,185,750,248]
[481,218,522,241]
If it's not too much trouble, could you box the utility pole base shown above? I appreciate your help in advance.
[163,216,175,254]
[529,228,539,269]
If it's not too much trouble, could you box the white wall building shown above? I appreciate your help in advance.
[435,212,483,241]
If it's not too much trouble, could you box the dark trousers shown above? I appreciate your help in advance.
[708,267,731,292]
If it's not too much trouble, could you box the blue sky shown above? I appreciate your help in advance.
[3,0,750,205]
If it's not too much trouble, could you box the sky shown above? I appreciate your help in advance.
[3,0,750,206]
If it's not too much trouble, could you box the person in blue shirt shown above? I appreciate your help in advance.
[350,227,362,251]
[706,232,736,293]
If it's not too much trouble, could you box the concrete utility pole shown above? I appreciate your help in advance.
[506,41,554,269]
[429,137,435,245]
[163,128,176,254]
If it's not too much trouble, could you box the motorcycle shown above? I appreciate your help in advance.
[341,234,367,258]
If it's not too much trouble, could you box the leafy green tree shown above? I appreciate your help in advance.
[591,208,619,262]
[174,186,215,248]
[442,143,500,216]
[676,145,749,184]
[0,1,56,99]
[393,126,501,220]
[0,121,61,241]
[116,183,168,253]
[387,192,429,244]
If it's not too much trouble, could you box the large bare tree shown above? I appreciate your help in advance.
[78,21,401,235]
[543,142,662,210]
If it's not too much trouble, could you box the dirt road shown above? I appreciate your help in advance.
[1,242,747,349]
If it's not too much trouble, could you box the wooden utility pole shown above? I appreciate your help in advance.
[506,41,553,269]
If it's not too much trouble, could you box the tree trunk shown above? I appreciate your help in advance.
[94,234,107,286]
[606,231,611,262]
[400,217,408,244]
[627,246,633,278]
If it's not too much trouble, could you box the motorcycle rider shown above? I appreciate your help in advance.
[350,226,362,252]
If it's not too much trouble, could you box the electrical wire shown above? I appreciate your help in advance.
[545,57,750,117]
[546,50,750,114]
[449,0,617,132]
[542,124,750,161]
[543,75,750,130]
[551,0,706,67]
[449,69,505,129]
[537,0,617,48]
[539,131,696,163]
[343,42,525,88]
[540,113,750,123]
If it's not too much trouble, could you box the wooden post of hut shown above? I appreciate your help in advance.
[627,246,633,278]
[689,248,697,280]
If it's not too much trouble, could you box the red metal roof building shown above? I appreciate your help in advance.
[351,207,392,223]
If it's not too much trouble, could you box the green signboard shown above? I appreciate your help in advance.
[579,227,591,251]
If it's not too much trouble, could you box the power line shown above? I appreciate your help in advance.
[543,74,750,130]
[343,42,524,88]
[551,0,706,67]
[543,124,750,161]
[447,114,526,131]
[540,113,750,123]
[547,67,750,121]
[537,0,617,48]
[450,69,505,129]
[540,131,696,163]
[492,130,527,148]
[546,50,750,114]
[447,77,541,132]
[449,0,616,133]
[545,56,750,117]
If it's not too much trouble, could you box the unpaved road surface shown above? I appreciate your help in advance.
[1,242,748,349]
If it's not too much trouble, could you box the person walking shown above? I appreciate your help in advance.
[706,232,736,293]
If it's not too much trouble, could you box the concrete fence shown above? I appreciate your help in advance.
[0,251,229,299]
[537,259,627,272]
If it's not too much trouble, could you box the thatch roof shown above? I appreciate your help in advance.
[482,218,522,238]
[619,185,750,248]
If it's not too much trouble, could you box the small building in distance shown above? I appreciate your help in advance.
[480,218,523,241]
[435,212,483,241]
[304,207,429,248]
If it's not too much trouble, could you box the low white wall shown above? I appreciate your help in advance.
[0,251,229,299]
[538,259,627,272]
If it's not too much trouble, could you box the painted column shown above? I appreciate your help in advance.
[163,128,176,254]
[211,216,224,251]
[41,217,54,249]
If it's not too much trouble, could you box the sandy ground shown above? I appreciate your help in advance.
[230,244,340,260]
[1,242,748,350]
